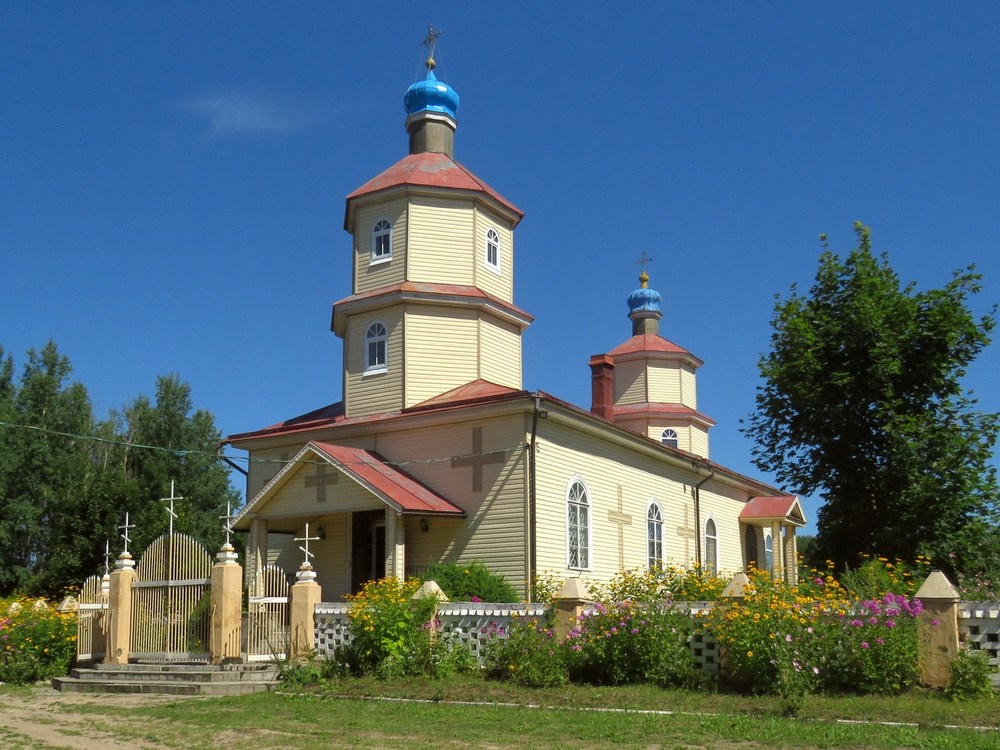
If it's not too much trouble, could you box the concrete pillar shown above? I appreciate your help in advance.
[106,551,136,665]
[210,543,243,664]
[915,570,961,688]
[552,578,591,640]
[289,562,322,660]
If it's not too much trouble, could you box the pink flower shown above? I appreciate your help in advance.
[931,618,940,627]
[861,642,870,649]
[785,634,793,642]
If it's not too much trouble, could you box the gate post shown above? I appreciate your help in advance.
[106,551,137,665]
[915,570,961,688]
[289,562,322,660]
[210,543,243,664]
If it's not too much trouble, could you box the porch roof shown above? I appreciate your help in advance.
[740,495,806,527]
[232,441,465,530]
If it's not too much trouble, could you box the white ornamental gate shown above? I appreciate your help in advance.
[245,564,290,661]
[76,573,109,661]
[130,533,212,661]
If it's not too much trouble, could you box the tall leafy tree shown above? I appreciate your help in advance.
[744,223,998,576]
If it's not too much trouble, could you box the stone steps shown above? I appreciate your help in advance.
[51,662,281,696]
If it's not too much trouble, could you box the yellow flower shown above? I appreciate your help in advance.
[747,650,753,657]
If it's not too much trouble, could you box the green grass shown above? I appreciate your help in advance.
[15,676,991,750]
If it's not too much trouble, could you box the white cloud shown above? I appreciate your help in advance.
[181,90,326,136]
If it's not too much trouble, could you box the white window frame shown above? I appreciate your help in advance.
[566,476,591,570]
[364,320,388,374]
[647,499,663,569]
[371,218,392,264]
[764,530,773,572]
[661,428,679,449]
[704,516,718,574]
[485,227,500,273]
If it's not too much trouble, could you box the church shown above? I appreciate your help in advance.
[227,52,805,600]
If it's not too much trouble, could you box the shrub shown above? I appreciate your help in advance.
[0,597,77,684]
[564,600,702,688]
[821,593,922,695]
[345,577,436,675]
[945,648,997,701]
[420,561,519,603]
[482,617,566,688]
[590,565,728,604]
[837,555,931,600]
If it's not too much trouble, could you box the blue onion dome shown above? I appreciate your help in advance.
[627,270,662,318]
[404,56,460,122]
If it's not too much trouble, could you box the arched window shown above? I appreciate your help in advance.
[647,501,663,568]
[566,478,590,569]
[365,321,387,373]
[371,219,392,262]
[704,517,718,574]
[764,530,773,572]
[744,526,758,569]
[485,228,500,271]
[661,429,679,449]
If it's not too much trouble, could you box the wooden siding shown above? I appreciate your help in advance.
[680,363,698,409]
[375,415,530,596]
[353,198,408,294]
[256,463,387,521]
[247,446,295,500]
[690,425,710,459]
[344,304,404,418]
[613,360,647,405]
[473,207,514,303]
[408,196,475,285]
[479,316,522,389]
[311,514,350,599]
[647,361,682,403]
[403,305,479,406]
[533,419,746,584]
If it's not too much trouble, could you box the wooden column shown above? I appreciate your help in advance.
[915,570,961,688]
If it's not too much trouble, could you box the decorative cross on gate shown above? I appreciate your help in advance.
[119,512,135,555]
[304,463,337,502]
[607,486,632,572]
[220,501,235,546]
[451,427,506,493]
[161,480,183,537]
[103,539,110,576]
[676,504,696,564]
[295,522,320,568]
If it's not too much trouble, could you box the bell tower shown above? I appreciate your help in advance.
[332,47,532,419]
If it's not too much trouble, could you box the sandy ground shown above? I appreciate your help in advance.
[0,686,189,750]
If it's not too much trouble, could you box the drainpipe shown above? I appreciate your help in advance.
[528,394,543,599]
[693,465,714,568]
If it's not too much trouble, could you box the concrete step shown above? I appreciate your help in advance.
[51,662,281,696]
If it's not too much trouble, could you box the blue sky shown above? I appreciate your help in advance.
[3,3,998,534]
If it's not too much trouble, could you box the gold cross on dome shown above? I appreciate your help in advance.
[636,251,653,272]
[421,25,442,50]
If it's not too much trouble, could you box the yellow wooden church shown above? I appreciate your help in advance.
[227,55,805,599]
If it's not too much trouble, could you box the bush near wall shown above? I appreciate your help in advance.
[1,597,77,684]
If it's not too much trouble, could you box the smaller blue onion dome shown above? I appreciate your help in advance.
[404,57,460,122]
[627,270,662,319]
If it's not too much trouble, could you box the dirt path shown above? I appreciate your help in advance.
[0,686,189,750]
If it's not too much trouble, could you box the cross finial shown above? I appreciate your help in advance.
[636,251,653,272]
[220,501,234,546]
[161,480,183,537]
[103,539,111,576]
[420,24,442,69]
[119,512,135,554]
[294,522,321,567]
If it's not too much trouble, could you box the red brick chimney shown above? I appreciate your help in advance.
[589,354,615,421]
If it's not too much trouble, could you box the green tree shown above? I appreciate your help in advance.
[744,223,999,576]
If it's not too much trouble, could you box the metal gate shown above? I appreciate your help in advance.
[130,533,212,661]
[245,564,290,661]
[76,573,109,661]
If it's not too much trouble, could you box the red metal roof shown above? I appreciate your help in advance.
[607,335,701,364]
[345,152,523,228]
[612,401,717,426]
[410,379,527,409]
[310,441,465,515]
[740,495,806,526]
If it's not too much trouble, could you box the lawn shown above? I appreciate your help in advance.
[2,677,997,749]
